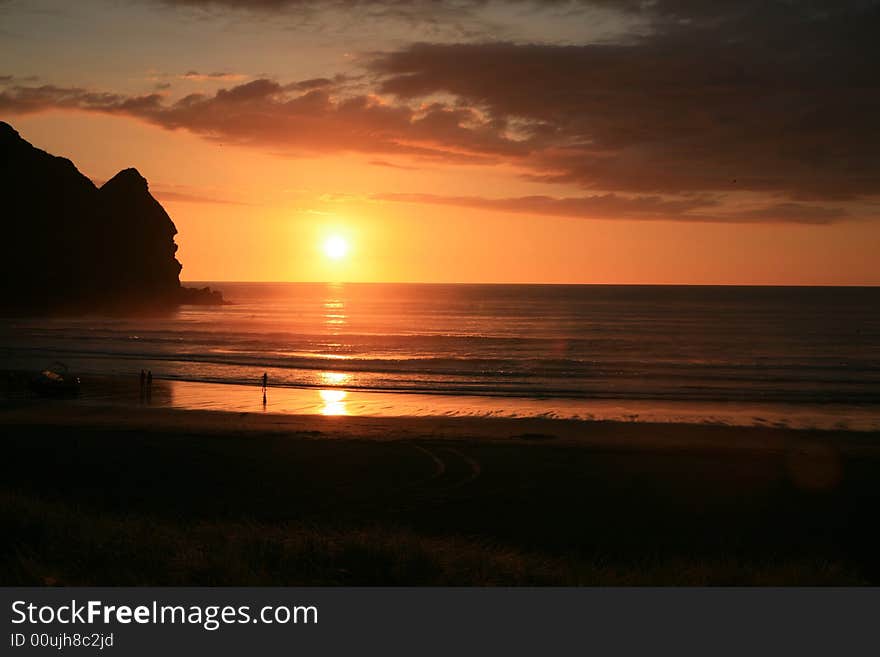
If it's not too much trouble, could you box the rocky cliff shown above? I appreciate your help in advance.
[0,121,222,313]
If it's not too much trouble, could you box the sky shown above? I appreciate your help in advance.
[1,0,878,284]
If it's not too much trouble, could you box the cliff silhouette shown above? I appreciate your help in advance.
[0,121,223,313]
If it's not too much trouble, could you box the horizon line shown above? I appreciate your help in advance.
[183,280,880,288]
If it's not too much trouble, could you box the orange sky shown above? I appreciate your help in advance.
[2,1,878,284]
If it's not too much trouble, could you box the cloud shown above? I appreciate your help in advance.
[377,192,717,221]
[371,13,880,201]
[0,73,39,83]
[157,0,323,7]
[148,0,505,34]
[154,0,489,13]
[180,70,247,81]
[2,1,878,224]
[151,189,254,205]
[285,77,336,91]
[375,193,855,224]
[368,159,420,170]
[90,178,254,205]
[0,77,524,162]
[0,83,159,115]
[719,202,852,225]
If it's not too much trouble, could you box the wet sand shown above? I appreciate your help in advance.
[3,399,880,452]
[10,369,880,431]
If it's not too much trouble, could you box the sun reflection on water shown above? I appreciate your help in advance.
[321,371,351,386]
[319,388,348,415]
[319,285,350,414]
[323,285,347,333]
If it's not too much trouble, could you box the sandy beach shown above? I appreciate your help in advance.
[3,397,880,585]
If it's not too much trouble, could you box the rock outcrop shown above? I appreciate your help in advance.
[0,121,223,313]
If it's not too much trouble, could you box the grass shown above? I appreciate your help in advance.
[1,491,866,586]
[2,418,880,585]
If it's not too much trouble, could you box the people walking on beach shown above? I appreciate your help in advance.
[261,372,268,408]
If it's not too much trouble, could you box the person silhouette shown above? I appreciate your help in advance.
[262,372,268,392]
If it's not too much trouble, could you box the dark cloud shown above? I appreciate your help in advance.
[372,2,880,201]
[155,0,487,10]
[150,0,497,25]
[158,0,321,6]
[286,77,334,91]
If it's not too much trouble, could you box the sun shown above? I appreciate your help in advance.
[323,235,349,260]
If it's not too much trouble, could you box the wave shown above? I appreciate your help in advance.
[7,342,880,381]
[6,348,880,405]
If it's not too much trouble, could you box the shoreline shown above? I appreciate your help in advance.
[5,369,880,433]
[4,400,880,455]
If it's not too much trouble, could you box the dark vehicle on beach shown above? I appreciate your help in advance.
[30,362,81,397]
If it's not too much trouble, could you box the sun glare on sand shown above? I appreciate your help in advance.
[319,388,348,415]
[323,235,349,260]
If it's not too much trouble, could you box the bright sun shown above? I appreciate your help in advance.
[323,235,349,260]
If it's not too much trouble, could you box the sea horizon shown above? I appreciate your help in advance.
[186,280,880,288]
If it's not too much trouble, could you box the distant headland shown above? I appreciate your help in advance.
[0,121,223,314]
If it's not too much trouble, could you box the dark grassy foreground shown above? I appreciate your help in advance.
[2,420,879,585]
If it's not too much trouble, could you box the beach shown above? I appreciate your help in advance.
[3,398,880,585]
[3,283,879,585]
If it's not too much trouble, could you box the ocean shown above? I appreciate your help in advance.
[3,283,880,429]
